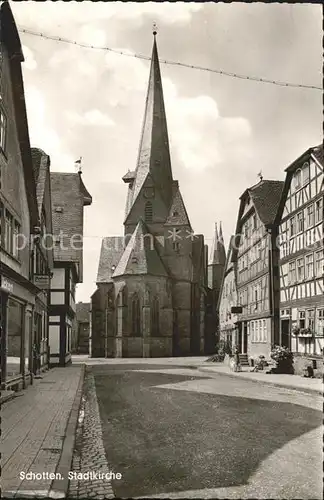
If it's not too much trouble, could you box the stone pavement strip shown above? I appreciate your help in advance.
[1,365,84,499]
[198,363,323,395]
[68,367,115,500]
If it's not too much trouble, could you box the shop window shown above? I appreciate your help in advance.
[7,299,23,376]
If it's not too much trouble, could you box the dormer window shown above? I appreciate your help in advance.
[131,256,138,264]
[54,206,63,213]
[111,265,116,272]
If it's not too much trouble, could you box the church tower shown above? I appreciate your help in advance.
[205,222,226,353]
[92,30,207,358]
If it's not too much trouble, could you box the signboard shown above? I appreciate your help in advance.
[231,306,243,314]
[0,276,14,294]
[34,275,50,289]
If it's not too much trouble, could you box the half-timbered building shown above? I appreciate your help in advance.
[276,144,323,356]
[0,2,43,391]
[218,235,239,350]
[232,179,284,360]
[30,148,54,374]
[48,170,92,366]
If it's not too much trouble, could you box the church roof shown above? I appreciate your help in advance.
[124,33,173,219]
[164,187,192,228]
[208,221,226,266]
[112,219,169,278]
[248,180,284,226]
[96,236,125,283]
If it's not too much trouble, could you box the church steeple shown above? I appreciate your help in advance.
[124,30,174,219]
[209,222,226,265]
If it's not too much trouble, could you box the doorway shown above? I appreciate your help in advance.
[281,319,290,349]
[243,322,248,354]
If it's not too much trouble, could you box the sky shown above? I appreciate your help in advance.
[11,1,322,303]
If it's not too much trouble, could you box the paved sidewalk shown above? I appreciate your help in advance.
[1,365,84,498]
[199,363,323,395]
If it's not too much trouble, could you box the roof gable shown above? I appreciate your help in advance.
[96,236,125,283]
[164,187,192,228]
[112,219,168,278]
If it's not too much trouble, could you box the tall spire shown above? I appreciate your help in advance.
[209,221,226,265]
[124,30,174,218]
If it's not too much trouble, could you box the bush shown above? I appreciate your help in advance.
[269,345,294,374]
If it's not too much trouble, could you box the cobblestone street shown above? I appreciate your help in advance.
[1,366,83,498]
[68,368,115,499]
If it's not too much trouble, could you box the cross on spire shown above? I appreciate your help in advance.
[153,22,158,36]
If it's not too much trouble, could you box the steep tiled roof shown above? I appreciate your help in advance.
[311,144,323,166]
[76,302,90,323]
[164,188,192,228]
[248,180,284,226]
[112,219,169,278]
[50,173,92,272]
[96,237,125,283]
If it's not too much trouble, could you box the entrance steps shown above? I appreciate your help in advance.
[239,353,250,366]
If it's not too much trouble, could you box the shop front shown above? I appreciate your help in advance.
[0,272,40,390]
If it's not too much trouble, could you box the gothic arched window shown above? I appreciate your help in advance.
[151,296,159,336]
[131,294,141,336]
[145,201,153,223]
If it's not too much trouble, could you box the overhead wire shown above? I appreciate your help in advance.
[18,26,321,91]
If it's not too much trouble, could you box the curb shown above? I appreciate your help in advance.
[198,366,323,396]
[0,390,16,405]
[49,364,86,499]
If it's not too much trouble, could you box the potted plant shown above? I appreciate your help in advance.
[269,345,294,374]
[292,325,300,336]
[299,327,313,337]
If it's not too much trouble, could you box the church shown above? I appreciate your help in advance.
[90,32,225,357]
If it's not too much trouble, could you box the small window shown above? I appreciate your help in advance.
[54,207,63,213]
[294,169,302,190]
[302,162,310,185]
[172,211,179,217]
[173,241,180,252]
[144,201,153,223]
[315,198,323,223]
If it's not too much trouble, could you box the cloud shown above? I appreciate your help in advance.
[25,86,75,171]
[162,78,252,171]
[66,109,115,127]
[22,45,37,70]
[13,2,201,32]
